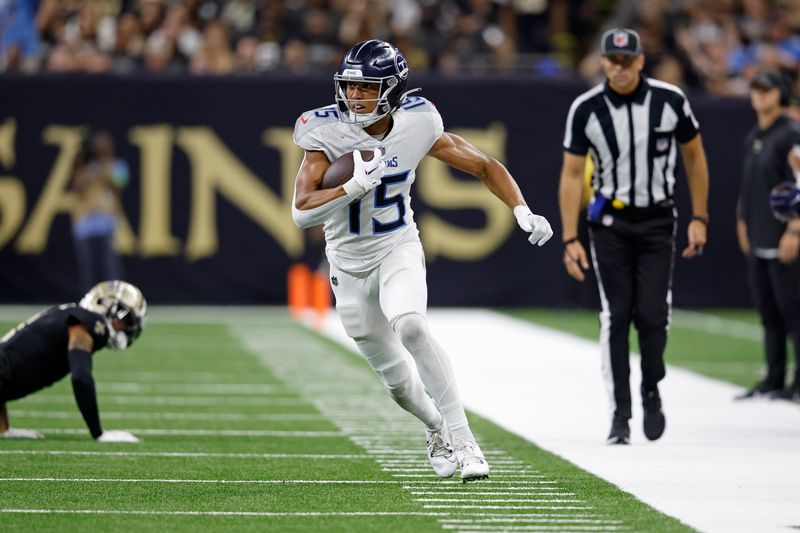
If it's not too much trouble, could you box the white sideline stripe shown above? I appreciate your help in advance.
[0,509,452,517]
[671,309,762,341]
[19,395,309,406]
[0,450,371,460]
[9,410,327,422]
[33,428,342,437]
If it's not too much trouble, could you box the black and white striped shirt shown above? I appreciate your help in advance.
[563,77,700,207]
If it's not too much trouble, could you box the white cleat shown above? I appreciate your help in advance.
[2,428,45,439]
[425,426,457,478]
[455,441,490,482]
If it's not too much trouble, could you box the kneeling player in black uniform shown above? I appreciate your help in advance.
[0,280,147,442]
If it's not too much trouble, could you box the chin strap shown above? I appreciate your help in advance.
[399,88,422,101]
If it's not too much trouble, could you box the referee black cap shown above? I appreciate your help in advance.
[601,28,643,57]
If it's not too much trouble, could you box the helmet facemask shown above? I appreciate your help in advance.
[106,300,144,350]
[79,280,147,351]
[334,74,403,128]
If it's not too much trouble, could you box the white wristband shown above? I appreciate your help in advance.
[513,205,533,232]
[342,178,362,200]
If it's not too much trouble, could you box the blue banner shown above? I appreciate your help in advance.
[0,75,751,306]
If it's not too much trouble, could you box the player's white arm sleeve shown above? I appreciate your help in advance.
[291,192,351,229]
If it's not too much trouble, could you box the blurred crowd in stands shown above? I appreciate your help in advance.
[2,0,800,97]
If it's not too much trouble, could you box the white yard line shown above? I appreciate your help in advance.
[17,395,308,406]
[422,506,593,510]
[231,319,608,531]
[94,383,289,394]
[442,524,629,533]
[0,478,514,485]
[0,450,370,460]
[316,309,800,533]
[33,428,342,437]
[8,410,327,421]
[0,508,451,517]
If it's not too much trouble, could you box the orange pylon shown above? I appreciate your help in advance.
[311,270,332,330]
[287,263,312,319]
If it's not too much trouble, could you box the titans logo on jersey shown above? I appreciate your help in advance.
[293,96,444,273]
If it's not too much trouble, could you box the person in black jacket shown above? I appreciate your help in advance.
[0,280,147,441]
[737,71,800,401]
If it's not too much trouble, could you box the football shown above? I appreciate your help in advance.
[319,150,375,189]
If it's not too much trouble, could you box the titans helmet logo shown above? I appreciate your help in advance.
[395,54,409,79]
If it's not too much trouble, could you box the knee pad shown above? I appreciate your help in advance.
[394,312,428,346]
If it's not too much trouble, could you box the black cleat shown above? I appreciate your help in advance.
[735,381,783,400]
[606,416,630,445]
[642,388,666,441]
[769,384,800,401]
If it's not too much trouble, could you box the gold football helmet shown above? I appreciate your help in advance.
[79,280,147,350]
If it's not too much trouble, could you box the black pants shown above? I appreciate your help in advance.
[746,255,800,388]
[589,213,675,421]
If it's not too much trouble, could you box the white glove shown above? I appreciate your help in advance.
[514,205,553,247]
[97,430,140,443]
[2,428,45,439]
[343,148,384,199]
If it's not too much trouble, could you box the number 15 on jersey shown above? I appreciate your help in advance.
[348,171,410,235]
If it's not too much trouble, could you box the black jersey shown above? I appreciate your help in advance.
[0,304,108,402]
[739,115,800,252]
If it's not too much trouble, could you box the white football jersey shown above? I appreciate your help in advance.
[293,96,444,273]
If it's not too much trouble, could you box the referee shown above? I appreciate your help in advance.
[558,28,709,444]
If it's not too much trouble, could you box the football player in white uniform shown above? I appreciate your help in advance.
[292,39,552,481]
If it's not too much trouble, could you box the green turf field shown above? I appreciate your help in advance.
[0,309,695,532]
[504,308,770,389]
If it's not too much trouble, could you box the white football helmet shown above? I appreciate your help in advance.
[79,280,147,350]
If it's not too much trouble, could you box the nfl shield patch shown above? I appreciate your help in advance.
[613,32,629,47]
[656,138,669,152]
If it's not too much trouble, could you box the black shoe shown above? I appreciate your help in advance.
[642,388,666,441]
[606,416,630,445]
[769,385,800,401]
[735,381,783,400]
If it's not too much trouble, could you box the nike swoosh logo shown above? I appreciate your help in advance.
[300,116,308,124]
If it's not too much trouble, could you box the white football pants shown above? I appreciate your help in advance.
[330,241,473,442]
